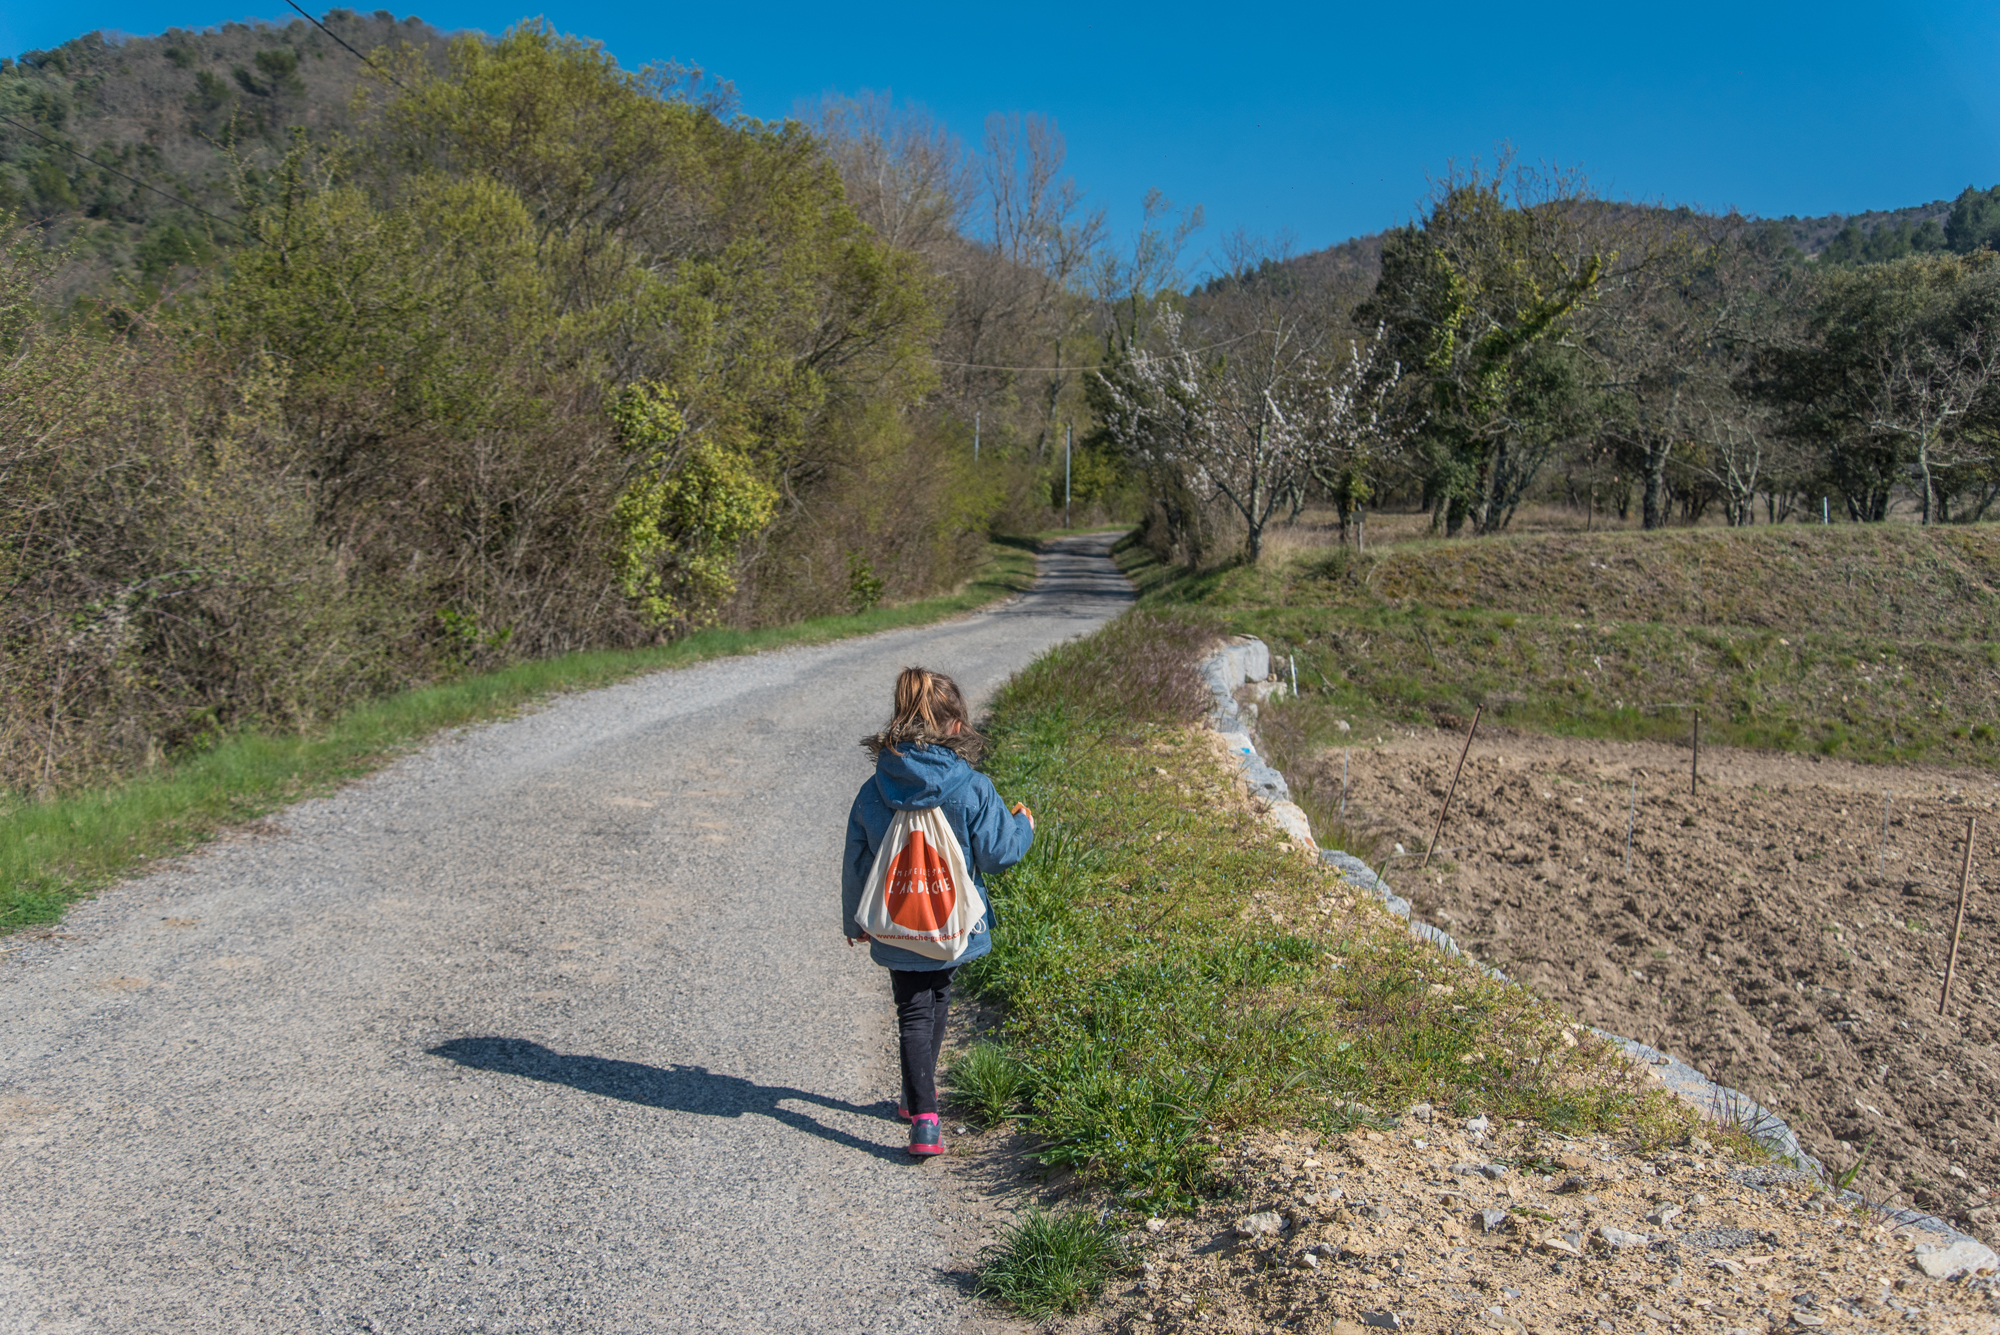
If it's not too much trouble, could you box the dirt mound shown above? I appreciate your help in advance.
[1334,730,2000,1245]
[1089,1118,1999,1334]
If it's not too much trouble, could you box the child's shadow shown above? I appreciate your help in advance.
[428,1036,908,1164]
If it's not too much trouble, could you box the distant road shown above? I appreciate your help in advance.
[0,535,1133,1334]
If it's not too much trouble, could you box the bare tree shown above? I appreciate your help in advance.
[977,113,1106,453]
[1588,216,1803,528]
[1863,327,2000,524]
[799,90,973,258]
[1090,187,1204,350]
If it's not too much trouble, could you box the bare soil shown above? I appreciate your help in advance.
[1308,729,2000,1245]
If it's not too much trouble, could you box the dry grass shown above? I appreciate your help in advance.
[1128,520,2000,770]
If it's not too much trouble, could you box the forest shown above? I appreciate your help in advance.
[3,13,1998,794]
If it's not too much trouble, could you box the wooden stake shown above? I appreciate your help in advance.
[1626,775,1637,872]
[1421,705,1482,870]
[1691,709,1701,797]
[1880,792,1891,876]
[1940,816,1976,1015]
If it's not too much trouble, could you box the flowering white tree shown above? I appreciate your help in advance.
[1098,305,1319,562]
[1101,305,1411,560]
[1284,331,1412,550]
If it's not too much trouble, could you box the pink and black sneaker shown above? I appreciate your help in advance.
[908,1113,944,1157]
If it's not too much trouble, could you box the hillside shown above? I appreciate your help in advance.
[1140,521,2000,769]
[1273,189,1994,299]
[0,13,443,293]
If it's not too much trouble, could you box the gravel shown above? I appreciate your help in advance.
[0,535,1131,1334]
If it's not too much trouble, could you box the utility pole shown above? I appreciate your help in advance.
[1064,422,1072,529]
[973,411,980,463]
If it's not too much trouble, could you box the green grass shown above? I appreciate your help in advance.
[975,1206,1127,1320]
[967,613,1685,1210]
[948,1042,1033,1127]
[1,543,1036,935]
[1119,524,2000,770]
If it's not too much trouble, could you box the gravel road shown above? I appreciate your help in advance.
[0,534,1132,1335]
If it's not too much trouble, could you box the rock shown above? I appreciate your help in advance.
[1361,1313,1403,1330]
[1145,1216,1166,1233]
[1644,1203,1684,1226]
[1235,1211,1284,1240]
[1477,1163,1507,1180]
[1265,800,1316,847]
[1296,1251,1320,1269]
[1393,842,1407,856]
[1597,1224,1651,1250]
[1408,1102,1434,1122]
[1480,1208,1511,1234]
[1336,719,1351,732]
[1554,1174,1590,1194]
[1241,758,1291,804]
[1465,1114,1491,1135]
[1540,1234,1583,1257]
[1215,730,1255,758]
[1232,638,1271,684]
[1913,1238,1999,1279]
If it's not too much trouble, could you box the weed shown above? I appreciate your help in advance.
[948,1043,1032,1127]
[1835,1136,1877,1192]
[975,1206,1127,1320]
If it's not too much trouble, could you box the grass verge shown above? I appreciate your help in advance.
[1,543,1036,935]
[960,611,1688,1223]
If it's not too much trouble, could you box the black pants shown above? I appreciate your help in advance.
[889,967,956,1117]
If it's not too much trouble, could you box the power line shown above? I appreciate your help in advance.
[283,0,411,93]
[931,328,1276,373]
[0,112,244,235]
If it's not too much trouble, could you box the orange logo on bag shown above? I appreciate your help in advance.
[885,829,957,932]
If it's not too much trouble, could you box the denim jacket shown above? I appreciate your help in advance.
[842,743,1033,970]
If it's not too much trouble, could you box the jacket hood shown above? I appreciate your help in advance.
[873,743,972,811]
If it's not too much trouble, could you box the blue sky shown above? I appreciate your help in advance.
[9,2,2000,269]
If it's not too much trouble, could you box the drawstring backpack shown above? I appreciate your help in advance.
[854,806,986,961]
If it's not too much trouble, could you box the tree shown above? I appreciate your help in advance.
[1754,249,2000,523]
[1589,219,1806,528]
[1359,157,1614,535]
[1862,328,2000,524]
[1293,332,1413,549]
[801,90,973,259]
[1945,185,2000,255]
[1099,272,1334,563]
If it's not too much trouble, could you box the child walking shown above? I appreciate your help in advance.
[843,666,1035,1156]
